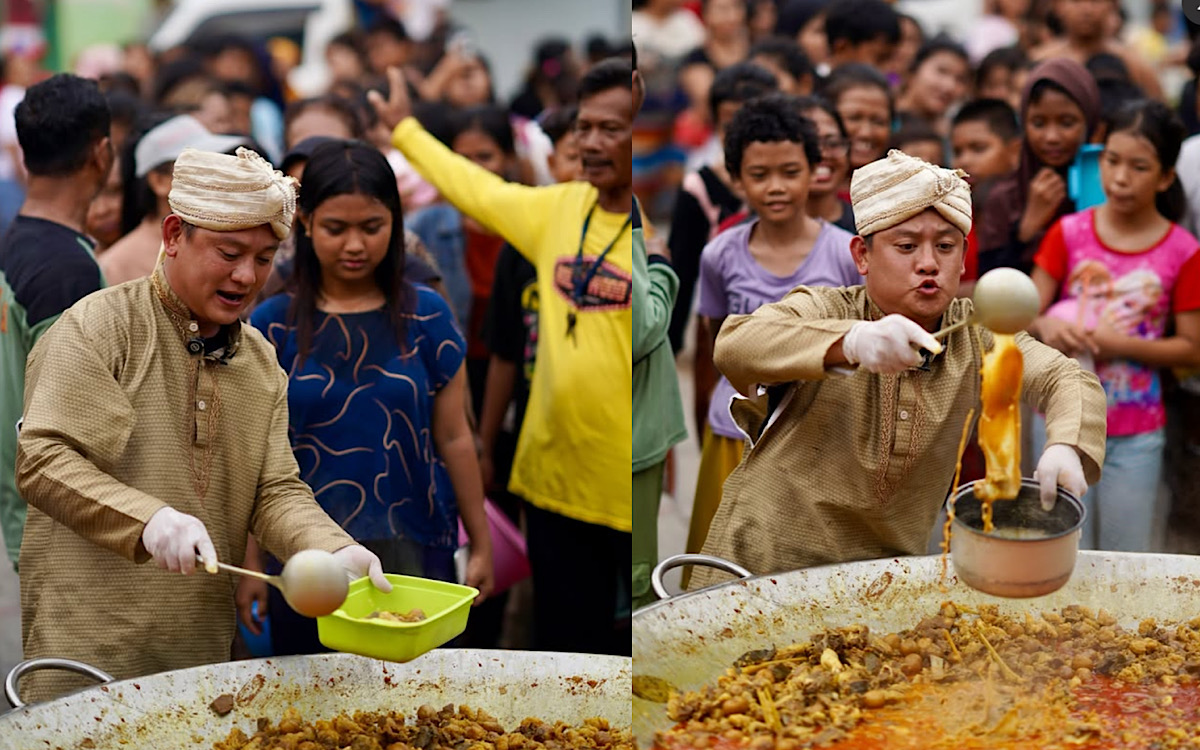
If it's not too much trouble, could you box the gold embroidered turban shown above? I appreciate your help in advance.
[850,149,972,237]
[168,147,298,240]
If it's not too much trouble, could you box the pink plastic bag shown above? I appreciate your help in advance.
[458,499,531,595]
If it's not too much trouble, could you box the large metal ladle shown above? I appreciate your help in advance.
[197,549,350,617]
[933,267,1042,339]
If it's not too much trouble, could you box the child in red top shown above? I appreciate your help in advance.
[1029,100,1200,552]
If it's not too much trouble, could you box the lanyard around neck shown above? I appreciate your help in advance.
[565,201,632,341]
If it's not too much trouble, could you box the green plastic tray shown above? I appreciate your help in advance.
[317,574,478,662]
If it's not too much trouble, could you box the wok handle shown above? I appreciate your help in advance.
[651,553,753,601]
[4,658,115,709]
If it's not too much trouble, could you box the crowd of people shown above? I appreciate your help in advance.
[633,0,1200,598]
[0,2,634,700]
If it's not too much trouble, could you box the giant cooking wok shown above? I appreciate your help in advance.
[0,649,631,748]
[632,550,1200,747]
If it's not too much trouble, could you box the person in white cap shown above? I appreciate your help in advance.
[15,146,390,703]
[690,149,1108,588]
[99,113,252,286]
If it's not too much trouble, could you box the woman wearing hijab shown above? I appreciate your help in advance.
[975,58,1100,276]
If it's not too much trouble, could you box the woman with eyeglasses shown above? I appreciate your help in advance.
[795,96,856,233]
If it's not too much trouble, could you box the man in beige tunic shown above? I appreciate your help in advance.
[16,147,391,702]
[693,150,1108,588]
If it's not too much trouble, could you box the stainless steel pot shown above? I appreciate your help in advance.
[1,649,631,748]
[951,479,1084,597]
[633,550,1200,747]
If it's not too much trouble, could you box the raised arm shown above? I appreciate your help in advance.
[714,289,859,396]
[370,67,561,259]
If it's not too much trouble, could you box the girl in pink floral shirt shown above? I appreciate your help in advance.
[1030,100,1200,552]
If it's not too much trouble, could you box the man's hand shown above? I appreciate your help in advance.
[235,577,269,635]
[142,506,217,575]
[1034,443,1087,511]
[842,314,942,374]
[332,544,393,593]
[367,66,413,133]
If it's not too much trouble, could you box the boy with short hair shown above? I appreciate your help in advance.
[670,61,779,458]
[950,98,1021,185]
[950,98,1021,287]
[685,93,862,572]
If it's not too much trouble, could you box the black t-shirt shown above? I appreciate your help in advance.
[483,243,537,428]
[0,216,101,328]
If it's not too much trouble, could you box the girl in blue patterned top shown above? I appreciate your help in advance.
[248,140,494,654]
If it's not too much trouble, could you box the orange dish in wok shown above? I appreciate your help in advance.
[653,603,1200,750]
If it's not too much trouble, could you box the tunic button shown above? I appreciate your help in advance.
[188,322,199,332]
[899,409,909,421]
[198,401,207,411]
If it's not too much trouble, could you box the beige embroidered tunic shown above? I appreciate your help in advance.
[692,286,1107,589]
[16,265,353,702]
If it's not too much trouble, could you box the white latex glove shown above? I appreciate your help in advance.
[333,545,393,593]
[842,314,943,374]
[1034,443,1087,511]
[142,506,217,575]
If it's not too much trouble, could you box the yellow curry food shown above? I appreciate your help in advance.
[653,603,1200,749]
[216,704,634,750]
[973,333,1023,526]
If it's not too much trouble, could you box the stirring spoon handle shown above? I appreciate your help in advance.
[196,555,279,584]
[932,317,972,341]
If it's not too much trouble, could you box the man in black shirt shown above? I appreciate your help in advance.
[0,74,113,570]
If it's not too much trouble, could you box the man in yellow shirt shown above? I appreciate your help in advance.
[370,59,633,654]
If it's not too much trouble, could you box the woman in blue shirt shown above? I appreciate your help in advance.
[249,140,494,654]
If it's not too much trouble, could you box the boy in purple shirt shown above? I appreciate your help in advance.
[685,94,863,569]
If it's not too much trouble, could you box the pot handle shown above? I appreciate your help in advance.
[651,553,753,601]
[5,658,115,709]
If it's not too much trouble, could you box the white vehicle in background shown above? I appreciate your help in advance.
[146,0,354,98]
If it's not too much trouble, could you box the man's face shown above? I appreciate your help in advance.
[951,121,1018,183]
[162,215,279,336]
[851,208,965,330]
[576,86,633,194]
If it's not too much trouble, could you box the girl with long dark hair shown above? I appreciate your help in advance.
[249,139,494,654]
